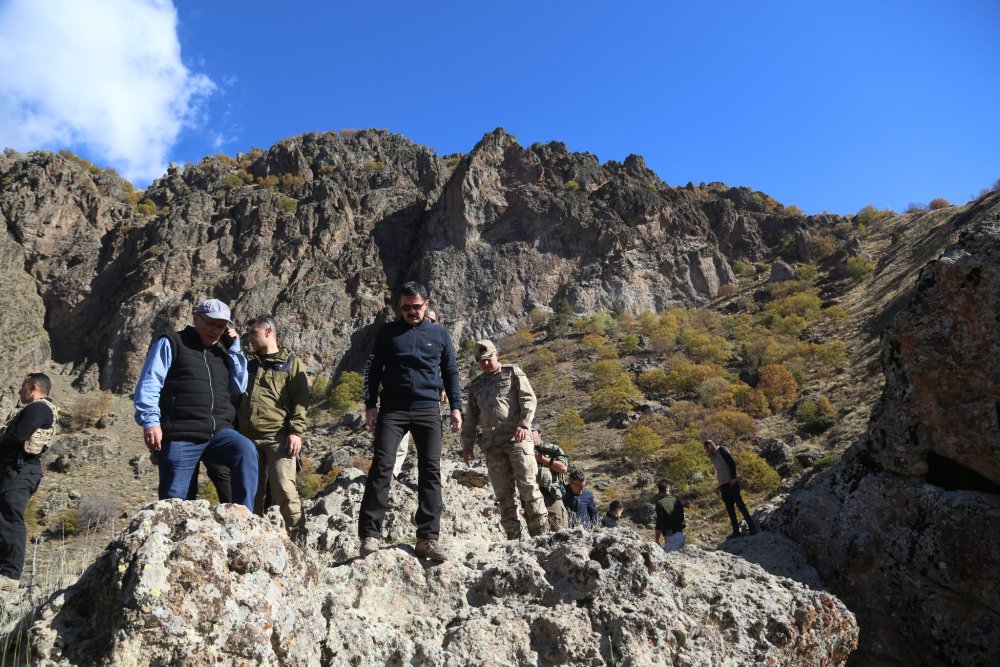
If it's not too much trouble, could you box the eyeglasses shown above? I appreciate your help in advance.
[400,302,427,313]
[197,314,228,331]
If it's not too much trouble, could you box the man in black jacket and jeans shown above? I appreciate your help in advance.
[0,373,57,592]
[359,282,462,561]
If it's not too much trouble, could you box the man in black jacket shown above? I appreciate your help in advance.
[0,373,57,591]
[359,282,462,561]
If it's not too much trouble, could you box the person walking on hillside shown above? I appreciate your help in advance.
[239,315,310,537]
[133,299,258,510]
[462,340,549,540]
[654,480,686,552]
[563,468,599,528]
[704,439,758,538]
[531,422,570,531]
[359,283,462,561]
[0,373,58,592]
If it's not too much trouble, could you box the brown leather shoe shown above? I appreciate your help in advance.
[415,538,448,562]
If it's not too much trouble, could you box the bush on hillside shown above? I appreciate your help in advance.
[330,372,364,414]
[929,198,950,210]
[589,376,642,419]
[846,256,875,282]
[757,363,798,412]
[731,445,780,493]
[796,394,837,433]
[623,424,663,463]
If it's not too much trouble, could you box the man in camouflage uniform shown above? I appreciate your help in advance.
[461,340,548,539]
[531,422,569,531]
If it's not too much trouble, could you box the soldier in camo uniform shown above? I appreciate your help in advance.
[461,340,548,539]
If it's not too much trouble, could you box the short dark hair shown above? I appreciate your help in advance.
[609,500,623,512]
[247,314,277,334]
[398,281,428,302]
[657,479,671,493]
[568,468,585,481]
[26,372,51,396]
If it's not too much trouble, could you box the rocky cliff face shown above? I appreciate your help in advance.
[769,194,1000,666]
[6,461,858,666]
[0,130,821,393]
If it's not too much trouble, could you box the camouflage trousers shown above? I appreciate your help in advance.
[543,495,570,531]
[483,439,549,539]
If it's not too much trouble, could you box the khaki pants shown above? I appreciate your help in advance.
[483,440,548,539]
[254,434,302,534]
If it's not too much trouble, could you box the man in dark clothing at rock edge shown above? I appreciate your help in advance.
[654,480,685,552]
[133,299,258,511]
[704,439,759,538]
[602,500,624,528]
[563,468,599,528]
[0,373,58,592]
[359,281,463,562]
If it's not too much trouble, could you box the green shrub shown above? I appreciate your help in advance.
[700,409,758,443]
[731,446,780,493]
[846,256,875,282]
[311,376,332,401]
[565,179,580,191]
[580,334,617,359]
[531,348,557,373]
[812,451,841,471]
[623,424,663,463]
[617,334,640,355]
[732,260,754,278]
[552,409,585,452]
[363,161,386,172]
[222,173,244,190]
[279,197,298,214]
[855,204,892,226]
[662,439,714,495]
[795,395,837,433]
[588,359,627,389]
[53,508,80,536]
[330,371,364,414]
[136,198,156,215]
[528,308,550,330]
[589,377,641,419]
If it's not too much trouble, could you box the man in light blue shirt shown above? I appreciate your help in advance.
[133,299,258,510]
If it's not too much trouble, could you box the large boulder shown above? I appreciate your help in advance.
[7,461,859,666]
[5,500,325,665]
[770,209,1000,666]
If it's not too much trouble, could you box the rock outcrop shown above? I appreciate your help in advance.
[6,460,859,665]
[770,200,1000,666]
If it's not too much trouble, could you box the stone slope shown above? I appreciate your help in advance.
[768,196,1000,666]
[5,460,858,666]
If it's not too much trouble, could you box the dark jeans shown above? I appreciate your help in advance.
[359,409,442,541]
[719,481,754,532]
[195,461,233,503]
[0,459,41,579]
[158,429,257,510]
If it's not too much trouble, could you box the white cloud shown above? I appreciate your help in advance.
[0,0,214,184]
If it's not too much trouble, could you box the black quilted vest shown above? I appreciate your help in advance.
[159,326,237,443]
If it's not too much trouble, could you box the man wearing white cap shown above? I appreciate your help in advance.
[133,299,259,510]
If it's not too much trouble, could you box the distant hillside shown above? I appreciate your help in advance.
[1,128,865,395]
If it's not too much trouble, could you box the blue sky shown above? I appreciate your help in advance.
[1,0,997,215]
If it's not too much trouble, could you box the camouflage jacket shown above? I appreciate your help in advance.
[461,364,536,450]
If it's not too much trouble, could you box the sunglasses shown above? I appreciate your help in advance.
[400,302,427,313]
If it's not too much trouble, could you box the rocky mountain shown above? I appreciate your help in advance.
[768,196,1000,666]
[0,129,842,395]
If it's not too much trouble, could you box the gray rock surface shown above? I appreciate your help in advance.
[6,461,859,666]
[771,204,1000,666]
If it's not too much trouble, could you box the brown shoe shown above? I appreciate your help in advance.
[415,538,448,562]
